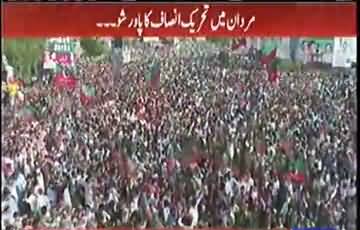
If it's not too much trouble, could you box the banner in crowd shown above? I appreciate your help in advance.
[53,52,74,67]
[44,37,77,73]
[303,38,334,50]
[47,37,77,53]
[53,74,78,91]
[298,38,334,64]
[332,37,356,68]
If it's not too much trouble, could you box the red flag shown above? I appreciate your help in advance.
[286,172,305,184]
[266,57,280,85]
[181,154,201,168]
[268,69,280,84]
[80,91,94,107]
[80,84,96,107]
[260,48,277,66]
[53,74,77,91]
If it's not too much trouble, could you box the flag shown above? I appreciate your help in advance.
[231,38,247,50]
[6,80,22,97]
[267,58,280,84]
[146,62,161,90]
[286,172,305,184]
[53,74,77,91]
[286,157,306,184]
[293,158,305,172]
[80,84,96,106]
[260,48,277,66]
[18,105,38,121]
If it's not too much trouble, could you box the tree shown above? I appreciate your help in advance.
[80,38,108,58]
[207,38,230,47]
[3,39,46,84]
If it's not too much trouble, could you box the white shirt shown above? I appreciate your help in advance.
[189,207,199,228]
[228,142,235,160]
[189,193,203,228]
[8,182,19,203]
[347,186,356,197]
[36,169,45,193]
[25,194,38,212]
[47,187,57,207]
[163,207,170,223]
[251,189,258,200]
[225,180,233,197]
[130,195,139,213]
[2,196,18,222]
[15,173,27,195]
[37,194,50,210]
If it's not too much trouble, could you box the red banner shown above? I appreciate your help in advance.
[53,52,74,67]
[3,3,356,37]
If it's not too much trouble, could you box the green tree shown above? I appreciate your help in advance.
[207,38,230,47]
[3,39,45,84]
[80,38,108,58]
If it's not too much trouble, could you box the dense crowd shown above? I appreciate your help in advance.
[1,40,357,230]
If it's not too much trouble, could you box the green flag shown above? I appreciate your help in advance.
[80,84,96,106]
[293,157,305,172]
[81,84,96,97]
[287,156,306,184]
[270,58,281,71]
[261,39,279,55]
[18,105,38,120]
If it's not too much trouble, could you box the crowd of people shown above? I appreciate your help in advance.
[1,40,357,230]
